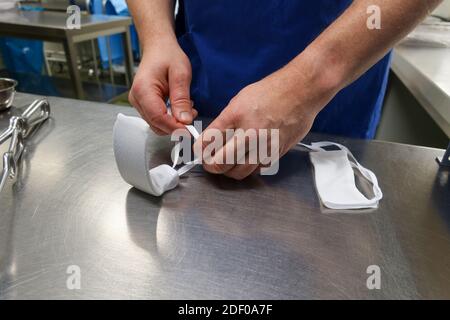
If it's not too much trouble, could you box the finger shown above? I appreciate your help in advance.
[227,127,281,178]
[128,90,144,117]
[152,112,186,134]
[203,131,248,174]
[172,102,197,119]
[193,108,237,167]
[169,64,193,124]
[194,107,237,154]
[149,123,167,136]
[191,107,198,119]
[131,82,184,133]
[225,163,259,180]
[129,91,174,135]
[130,91,165,133]
[224,149,259,180]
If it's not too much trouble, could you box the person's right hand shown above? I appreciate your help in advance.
[128,39,197,135]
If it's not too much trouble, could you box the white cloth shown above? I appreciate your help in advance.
[113,113,199,196]
[300,141,383,210]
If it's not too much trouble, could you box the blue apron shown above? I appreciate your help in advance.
[177,0,391,139]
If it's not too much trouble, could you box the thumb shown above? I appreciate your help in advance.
[193,106,237,162]
[169,64,193,124]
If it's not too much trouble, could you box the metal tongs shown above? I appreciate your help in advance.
[0,98,50,193]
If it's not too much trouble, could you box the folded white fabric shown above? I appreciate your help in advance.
[113,113,199,196]
[300,141,383,210]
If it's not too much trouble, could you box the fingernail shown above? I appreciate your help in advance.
[179,111,192,123]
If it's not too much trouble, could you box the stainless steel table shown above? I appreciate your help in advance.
[0,9,133,99]
[0,93,449,299]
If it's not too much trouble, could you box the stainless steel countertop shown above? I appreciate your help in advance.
[0,93,449,299]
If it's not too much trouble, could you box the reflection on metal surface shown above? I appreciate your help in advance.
[0,99,50,194]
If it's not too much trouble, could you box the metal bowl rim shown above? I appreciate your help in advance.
[0,78,18,93]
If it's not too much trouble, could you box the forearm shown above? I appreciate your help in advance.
[126,0,177,50]
[287,0,443,110]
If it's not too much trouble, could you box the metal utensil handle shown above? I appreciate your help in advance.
[21,98,51,137]
[0,98,51,194]
[0,152,13,193]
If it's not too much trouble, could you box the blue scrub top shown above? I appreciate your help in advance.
[176,0,391,139]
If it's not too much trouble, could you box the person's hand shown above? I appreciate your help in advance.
[129,39,197,135]
[193,61,338,180]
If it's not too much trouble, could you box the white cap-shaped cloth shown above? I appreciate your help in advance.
[113,113,180,196]
[113,114,201,196]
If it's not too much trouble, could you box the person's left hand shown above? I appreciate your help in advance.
[193,62,338,180]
